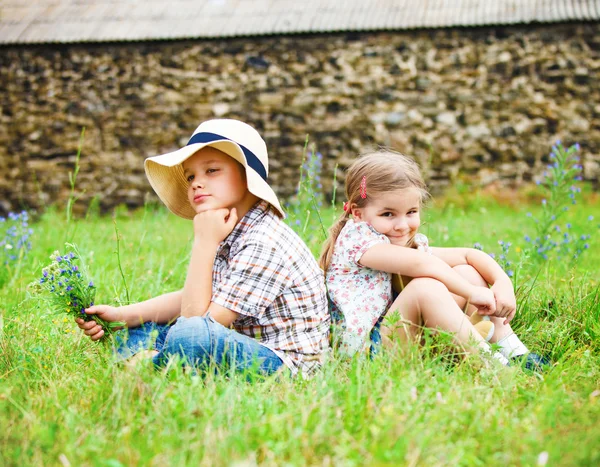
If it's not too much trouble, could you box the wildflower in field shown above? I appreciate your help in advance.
[0,211,34,289]
[28,244,124,336]
[478,142,591,280]
[285,144,327,243]
[472,240,514,278]
[526,142,592,264]
[0,211,33,264]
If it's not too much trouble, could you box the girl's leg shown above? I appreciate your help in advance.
[450,265,549,368]
[386,277,491,355]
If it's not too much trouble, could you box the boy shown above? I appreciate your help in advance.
[76,119,330,378]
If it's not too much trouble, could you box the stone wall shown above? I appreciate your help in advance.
[1,23,599,215]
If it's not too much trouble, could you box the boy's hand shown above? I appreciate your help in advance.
[469,286,497,316]
[491,280,517,324]
[75,305,125,341]
[193,208,238,245]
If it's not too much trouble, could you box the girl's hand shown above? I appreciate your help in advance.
[75,305,125,341]
[469,286,497,316]
[491,280,517,324]
[193,208,238,246]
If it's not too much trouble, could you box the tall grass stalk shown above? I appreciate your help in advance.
[113,218,131,305]
[66,128,85,225]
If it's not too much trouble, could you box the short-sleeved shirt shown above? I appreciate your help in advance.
[325,219,393,356]
[211,200,330,377]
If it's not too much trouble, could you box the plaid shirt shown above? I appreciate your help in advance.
[211,200,330,377]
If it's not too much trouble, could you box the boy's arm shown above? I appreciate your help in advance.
[77,291,183,341]
[121,290,183,326]
[123,289,238,327]
[180,239,218,318]
[180,239,239,326]
[205,302,239,327]
[181,208,240,325]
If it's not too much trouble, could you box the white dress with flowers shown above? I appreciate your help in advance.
[325,219,393,356]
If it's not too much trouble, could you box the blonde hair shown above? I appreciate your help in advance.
[319,149,430,271]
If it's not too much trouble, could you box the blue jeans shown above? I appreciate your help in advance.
[369,319,383,358]
[115,316,285,376]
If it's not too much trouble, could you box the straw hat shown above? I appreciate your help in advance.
[144,119,285,219]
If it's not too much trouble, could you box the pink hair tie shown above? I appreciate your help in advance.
[343,201,351,213]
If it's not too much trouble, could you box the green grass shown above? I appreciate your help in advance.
[1,191,599,466]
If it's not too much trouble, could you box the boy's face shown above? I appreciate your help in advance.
[183,147,252,215]
[351,188,422,247]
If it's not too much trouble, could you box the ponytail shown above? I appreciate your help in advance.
[319,211,351,272]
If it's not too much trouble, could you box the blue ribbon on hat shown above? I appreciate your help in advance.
[186,132,267,182]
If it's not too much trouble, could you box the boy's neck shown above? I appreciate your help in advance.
[231,193,262,222]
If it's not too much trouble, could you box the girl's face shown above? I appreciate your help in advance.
[351,188,422,247]
[183,147,251,215]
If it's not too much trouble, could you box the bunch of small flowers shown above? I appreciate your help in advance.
[30,246,124,335]
[525,141,595,264]
[1,211,33,264]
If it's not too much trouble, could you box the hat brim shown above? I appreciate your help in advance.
[144,139,286,220]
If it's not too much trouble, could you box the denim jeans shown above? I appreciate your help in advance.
[115,315,285,376]
[369,319,383,358]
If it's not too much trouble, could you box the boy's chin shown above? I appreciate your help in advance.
[193,202,232,214]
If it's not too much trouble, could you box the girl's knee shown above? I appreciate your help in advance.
[397,278,449,314]
[405,277,448,296]
[453,264,487,286]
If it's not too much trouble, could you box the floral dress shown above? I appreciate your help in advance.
[325,219,393,356]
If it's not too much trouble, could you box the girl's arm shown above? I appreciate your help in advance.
[432,247,516,323]
[359,244,494,309]
[430,247,510,286]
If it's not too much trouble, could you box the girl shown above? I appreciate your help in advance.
[320,150,548,369]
